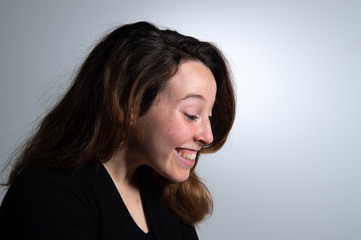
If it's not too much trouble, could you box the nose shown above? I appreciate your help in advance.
[194,118,214,145]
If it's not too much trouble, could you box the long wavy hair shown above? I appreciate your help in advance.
[5,21,236,225]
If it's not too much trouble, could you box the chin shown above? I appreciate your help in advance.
[163,170,191,183]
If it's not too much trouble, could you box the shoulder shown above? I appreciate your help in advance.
[0,163,101,239]
[3,163,100,207]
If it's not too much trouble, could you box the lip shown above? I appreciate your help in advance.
[175,148,198,167]
[176,147,199,154]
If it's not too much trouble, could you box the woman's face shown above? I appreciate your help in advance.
[136,60,217,182]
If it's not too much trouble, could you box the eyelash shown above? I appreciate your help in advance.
[184,113,199,121]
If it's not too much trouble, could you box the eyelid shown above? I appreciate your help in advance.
[184,113,199,121]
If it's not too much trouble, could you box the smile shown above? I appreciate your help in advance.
[176,150,197,161]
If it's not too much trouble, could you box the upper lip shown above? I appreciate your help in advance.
[176,147,200,152]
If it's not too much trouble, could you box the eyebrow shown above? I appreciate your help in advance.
[177,94,205,102]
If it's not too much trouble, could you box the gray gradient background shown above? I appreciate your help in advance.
[1,1,360,239]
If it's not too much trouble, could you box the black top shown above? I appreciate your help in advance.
[0,163,198,240]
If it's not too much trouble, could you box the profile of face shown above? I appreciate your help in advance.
[136,60,217,182]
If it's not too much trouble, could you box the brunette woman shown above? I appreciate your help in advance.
[0,21,235,240]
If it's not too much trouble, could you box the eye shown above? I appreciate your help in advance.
[184,113,199,121]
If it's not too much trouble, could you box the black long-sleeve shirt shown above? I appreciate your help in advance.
[0,162,198,240]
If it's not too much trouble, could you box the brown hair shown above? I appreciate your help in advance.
[5,21,236,225]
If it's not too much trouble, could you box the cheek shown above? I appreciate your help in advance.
[165,119,191,145]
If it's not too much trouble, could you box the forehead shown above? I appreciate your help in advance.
[163,60,217,102]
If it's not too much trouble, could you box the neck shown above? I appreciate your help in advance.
[102,148,150,233]
[102,148,143,189]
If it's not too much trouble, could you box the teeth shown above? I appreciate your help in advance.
[177,151,196,161]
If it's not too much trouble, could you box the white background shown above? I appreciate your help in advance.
[1,1,360,239]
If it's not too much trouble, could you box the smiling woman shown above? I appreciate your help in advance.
[134,61,217,183]
[0,21,235,240]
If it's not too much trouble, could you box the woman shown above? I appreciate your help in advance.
[0,21,235,239]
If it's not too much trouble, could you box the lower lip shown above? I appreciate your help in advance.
[176,151,195,167]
